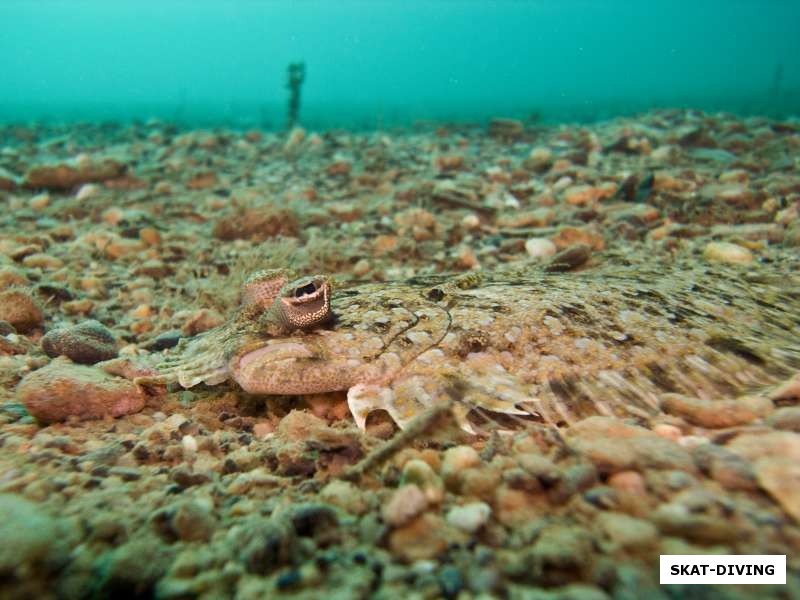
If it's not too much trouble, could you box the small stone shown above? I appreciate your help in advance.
[388,513,452,562]
[0,494,63,574]
[139,227,161,246]
[29,193,50,210]
[488,118,524,140]
[41,320,118,364]
[382,484,428,527]
[22,253,63,270]
[319,480,367,515]
[651,503,746,544]
[607,470,647,495]
[754,459,800,524]
[0,267,30,291]
[0,289,43,333]
[76,183,101,201]
[17,357,146,423]
[401,459,444,504]
[173,499,216,542]
[660,393,757,428]
[144,330,182,351]
[596,511,658,550]
[567,416,694,474]
[691,443,757,491]
[526,146,553,171]
[563,184,600,206]
[24,156,125,190]
[326,160,352,177]
[652,423,682,441]
[0,167,19,190]
[252,421,274,440]
[438,565,464,599]
[767,407,800,432]
[545,243,592,272]
[529,525,594,586]
[441,445,481,488]
[445,502,491,534]
[703,241,753,265]
[524,237,557,259]
[498,208,554,229]
[726,431,800,463]
[352,258,370,277]
[182,434,198,457]
[461,213,481,230]
[700,183,750,204]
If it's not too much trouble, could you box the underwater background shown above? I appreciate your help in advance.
[3,2,800,599]
[1,0,799,128]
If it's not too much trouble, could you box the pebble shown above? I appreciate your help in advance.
[144,330,182,351]
[726,431,800,463]
[445,502,492,534]
[388,513,454,562]
[382,484,429,527]
[0,289,43,333]
[524,237,557,259]
[767,407,800,432]
[0,494,62,573]
[401,459,444,504]
[437,565,464,599]
[691,443,757,491]
[529,525,594,585]
[352,258,371,277]
[526,146,553,171]
[0,266,30,290]
[607,470,647,496]
[172,499,216,542]
[596,512,658,550]
[41,319,118,364]
[76,183,101,201]
[16,357,146,423]
[545,243,592,272]
[702,241,753,264]
[754,459,800,524]
[651,503,744,545]
[319,480,368,515]
[441,445,481,488]
[659,393,757,428]
[700,183,750,204]
[29,193,50,210]
[567,416,694,474]
[24,156,125,190]
[22,253,63,270]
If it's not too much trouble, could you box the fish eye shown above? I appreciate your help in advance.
[295,281,318,298]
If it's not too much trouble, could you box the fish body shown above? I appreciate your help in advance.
[144,252,800,431]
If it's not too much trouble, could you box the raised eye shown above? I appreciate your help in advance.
[271,275,333,331]
[294,281,318,298]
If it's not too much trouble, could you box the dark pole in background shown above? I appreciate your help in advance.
[286,62,306,129]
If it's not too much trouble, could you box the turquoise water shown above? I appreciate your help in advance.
[1,0,799,128]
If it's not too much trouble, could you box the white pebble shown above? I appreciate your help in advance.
[76,183,101,201]
[461,213,481,230]
[525,237,557,259]
[446,502,492,533]
[182,434,198,454]
[703,241,753,265]
[381,484,428,527]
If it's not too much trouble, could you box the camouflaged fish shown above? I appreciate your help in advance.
[136,251,800,432]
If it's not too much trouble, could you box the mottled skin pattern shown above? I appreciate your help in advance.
[138,252,800,432]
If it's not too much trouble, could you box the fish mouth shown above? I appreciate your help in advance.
[236,342,314,370]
